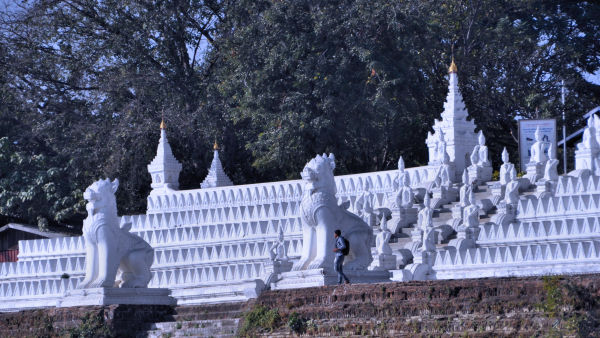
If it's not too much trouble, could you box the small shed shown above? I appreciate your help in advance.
[0,223,71,262]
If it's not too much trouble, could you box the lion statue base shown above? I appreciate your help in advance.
[77,178,154,289]
[293,154,374,272]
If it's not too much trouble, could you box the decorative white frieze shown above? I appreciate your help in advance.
[517,194,600,221]
[477,217,600,247]
[434,241,600,268]
[554,173,600,197]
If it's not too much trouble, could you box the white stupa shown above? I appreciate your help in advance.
[147,120,182,191]
[425,58,478,178]
[200,141,233,189]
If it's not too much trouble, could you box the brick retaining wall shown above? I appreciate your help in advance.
[1,274,599,337]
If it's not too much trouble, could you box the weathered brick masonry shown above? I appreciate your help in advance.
[1,274,599,337]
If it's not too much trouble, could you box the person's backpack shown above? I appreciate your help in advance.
[341,237,350,256]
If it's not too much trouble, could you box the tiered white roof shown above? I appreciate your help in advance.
[200,142,233,189]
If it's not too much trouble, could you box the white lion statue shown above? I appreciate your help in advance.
[293,154,373,271]
[78,178,154,289]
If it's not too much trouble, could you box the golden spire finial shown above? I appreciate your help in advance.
[160,108,166,129]
[448,57,458,74]
[213,140,220,150]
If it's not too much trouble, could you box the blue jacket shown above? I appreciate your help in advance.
[335,236,346,257]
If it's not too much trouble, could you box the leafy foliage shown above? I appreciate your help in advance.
[287,311,307,335]
[0,0,599,229]
[0,137,86,229]
[537,275,600,336]
[68,312,113,338]
[238,305,281,337]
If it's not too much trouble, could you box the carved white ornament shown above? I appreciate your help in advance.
[504,168,520,205]
[462,192,479,228]
[529,127,548,164]
[544,143,559,181]
[499,147,514,185]
[459,169,471,207]
[375,216,393,255]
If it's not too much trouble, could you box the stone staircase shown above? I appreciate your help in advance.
[389,183,495,249]
[141,303,245,338]
[386,182,503,270]
[145,319,239,338]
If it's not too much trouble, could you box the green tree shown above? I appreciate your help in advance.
[0,137,86,229]
[0,0,228,221]
[0,0,599,229]
[208,0,600,175]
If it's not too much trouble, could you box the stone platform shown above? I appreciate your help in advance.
[58,287,176,307]
[270,268,391,290]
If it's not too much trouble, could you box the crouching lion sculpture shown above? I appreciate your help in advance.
[78,178,154,289]
[293,154,373,271]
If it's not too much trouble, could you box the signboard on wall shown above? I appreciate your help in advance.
[518,119,557,172]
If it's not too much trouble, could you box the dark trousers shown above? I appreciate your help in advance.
[334,255,350,284]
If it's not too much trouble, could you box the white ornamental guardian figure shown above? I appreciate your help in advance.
[78,178,154,289]
[294,154,373,272]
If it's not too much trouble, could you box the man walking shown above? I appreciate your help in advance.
[333,229,350,285]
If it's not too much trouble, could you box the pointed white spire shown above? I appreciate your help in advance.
[200,141,233,189]
[398,156,405,172]
[425,58,478,176]
[148,121,182,190]
[442,59,469,121]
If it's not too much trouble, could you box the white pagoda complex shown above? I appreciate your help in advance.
[2,60,600,311]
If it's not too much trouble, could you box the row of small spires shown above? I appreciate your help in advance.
[150,58,460,191]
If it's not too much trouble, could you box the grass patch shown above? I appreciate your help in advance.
[68,312,113,338]
[237,305,281,337]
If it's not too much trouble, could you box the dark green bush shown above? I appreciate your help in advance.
[287,312,307,335]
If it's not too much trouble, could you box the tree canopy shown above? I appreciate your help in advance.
[0,0,599,230]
